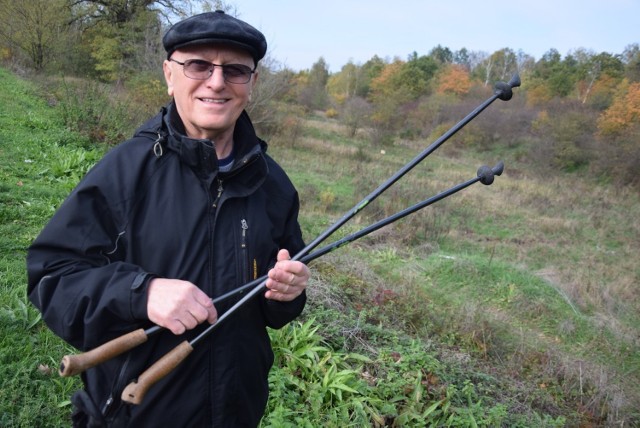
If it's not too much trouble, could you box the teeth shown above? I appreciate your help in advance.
[201,98,225,103]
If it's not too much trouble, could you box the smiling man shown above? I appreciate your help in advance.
[27,10,310,427]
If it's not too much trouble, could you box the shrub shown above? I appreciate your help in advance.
[50,78,140,144]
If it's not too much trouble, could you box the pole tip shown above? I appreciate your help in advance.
[494,74,521,101]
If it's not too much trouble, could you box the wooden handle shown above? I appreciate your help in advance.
[121,341,193,405]
[59,328,148,377]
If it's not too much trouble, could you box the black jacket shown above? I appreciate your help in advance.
[27,102,306,427]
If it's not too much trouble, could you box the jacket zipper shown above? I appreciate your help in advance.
[240,219,249,285]
[101,353,132,419]
[212,179,224,209]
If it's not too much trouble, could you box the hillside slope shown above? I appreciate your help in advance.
[1,67,639,426]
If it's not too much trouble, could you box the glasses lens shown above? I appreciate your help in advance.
[222,64,253,83]
[180,60,253,83]
[183,60,213,79]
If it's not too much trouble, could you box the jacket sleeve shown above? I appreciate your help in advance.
[27,168,152,351]
[259,190,307,329]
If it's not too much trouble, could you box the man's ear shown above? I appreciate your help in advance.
[163,60,175,97]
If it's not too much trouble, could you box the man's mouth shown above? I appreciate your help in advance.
[200,98,227,104]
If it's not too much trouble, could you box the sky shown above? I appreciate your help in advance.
[228,0,640,72]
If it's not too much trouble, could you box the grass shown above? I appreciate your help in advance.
[1,66,639,426]
[270,108,640,424]
[0,68,84,427]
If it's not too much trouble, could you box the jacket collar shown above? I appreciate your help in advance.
[159,102,269,193]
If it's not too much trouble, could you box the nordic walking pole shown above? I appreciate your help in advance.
[121,160,505,405]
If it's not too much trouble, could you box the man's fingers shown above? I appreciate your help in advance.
[167,319,187,336]
[183,312,199,330]
[193,302,217,324]
[192,289,217,323]
[147,278,217,333]
[264,249,310,302]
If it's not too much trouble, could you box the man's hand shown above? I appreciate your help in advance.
[147,279,217,335]
[265,249,310,301]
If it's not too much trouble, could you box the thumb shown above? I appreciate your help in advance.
[276,249,291,262]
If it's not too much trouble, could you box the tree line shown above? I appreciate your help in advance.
[1,0,639,187]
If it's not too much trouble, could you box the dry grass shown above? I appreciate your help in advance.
[280,114,640,424]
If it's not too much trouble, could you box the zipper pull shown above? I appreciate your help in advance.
[212,180,224,208]
[241,219,248,248]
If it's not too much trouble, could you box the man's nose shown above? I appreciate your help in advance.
[205,65,226,87]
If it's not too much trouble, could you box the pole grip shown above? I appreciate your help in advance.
[59,328,148,377]
[121,340,193,405]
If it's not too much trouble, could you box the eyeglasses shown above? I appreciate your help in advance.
[169,58,255,84]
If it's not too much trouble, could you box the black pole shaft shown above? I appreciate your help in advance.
[298,91,505,258]
[301,168,494,262]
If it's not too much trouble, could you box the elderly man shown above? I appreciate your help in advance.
[27,10,310,427]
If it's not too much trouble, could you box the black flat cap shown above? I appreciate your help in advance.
[163,10,267,64]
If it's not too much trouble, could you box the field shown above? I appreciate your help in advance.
[1,67,639,426]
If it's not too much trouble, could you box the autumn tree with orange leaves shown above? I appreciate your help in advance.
[595,79,640,186]
[597,80,640,137]
[436,64,472,97]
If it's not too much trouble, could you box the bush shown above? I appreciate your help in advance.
[50,78,144,144]
[531,101,597,172]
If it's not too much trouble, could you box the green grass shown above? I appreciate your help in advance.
[2,66,639,426]
[0,68,84,426]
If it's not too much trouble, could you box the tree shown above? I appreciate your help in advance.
[488,48,518,83]
[531,49,578,98]
[467,50,489,80]
[66,1,217,81]
[597,80,640,137]
[246,58,297,136]
[429,45,453,64]
[566,49,624,106]
[0,0,69,70]
[67,0,201,25]
[297,57,330,110]
[436,64,472,97]
[356,55,386,97]
[622,43,640,82]
[82,8,163,82]
[596,79,640,187]
[515,49,535,76]
[368,60,410,139]
[401,52,439,98]
[339,96,372,138]
[469,49,517,87]
[367,54,440,139]
[327,61,359,104]
[453,48,471,71]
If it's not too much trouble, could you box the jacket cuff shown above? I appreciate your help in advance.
[263,290,307,328]
[130,272,156,321]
